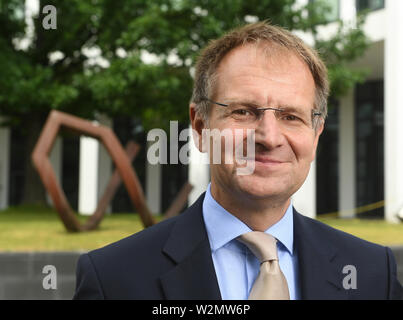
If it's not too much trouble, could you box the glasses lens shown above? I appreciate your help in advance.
[276,109,312,128]
[227,104,258,123]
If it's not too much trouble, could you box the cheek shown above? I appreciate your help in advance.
[208,122,247,155]
[287,133,317,163]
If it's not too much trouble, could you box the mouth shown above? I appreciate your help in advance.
[253,155,285,164]
[233,154,287,176]
[237,155,286,172]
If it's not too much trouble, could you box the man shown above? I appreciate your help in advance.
[74,22,402,300]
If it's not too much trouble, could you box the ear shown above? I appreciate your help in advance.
[311,121,324,162]
[190,103,207,153]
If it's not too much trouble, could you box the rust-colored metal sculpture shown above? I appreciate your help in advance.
[32,110,155,232]
[32,110,193,232]
[83,140,141,231]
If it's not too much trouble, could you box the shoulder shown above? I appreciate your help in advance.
[73,195,207,299]
[294,211,402,299]
[74,214,182,299]
[74,215,185,299]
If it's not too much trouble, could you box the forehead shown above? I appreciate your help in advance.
[214,43,315,108]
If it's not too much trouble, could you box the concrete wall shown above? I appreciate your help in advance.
[0,248,402,299]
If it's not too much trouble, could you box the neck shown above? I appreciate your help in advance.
[210,182,291,231]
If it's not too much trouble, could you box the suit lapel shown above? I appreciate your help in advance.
[159,193,221,300]
[293,208,347,299]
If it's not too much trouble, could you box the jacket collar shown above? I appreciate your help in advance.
[160,192,221,299]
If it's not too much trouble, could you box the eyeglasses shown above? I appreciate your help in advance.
[201,98,322,130]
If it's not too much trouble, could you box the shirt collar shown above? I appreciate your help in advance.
[202,183,294,255]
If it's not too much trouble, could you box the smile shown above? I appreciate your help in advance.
[253,155,284,164]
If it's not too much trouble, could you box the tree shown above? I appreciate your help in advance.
[0,0,370,206]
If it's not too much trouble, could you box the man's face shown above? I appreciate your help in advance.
[191,43,324,203]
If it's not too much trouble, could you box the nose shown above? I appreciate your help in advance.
[254,110,285,150]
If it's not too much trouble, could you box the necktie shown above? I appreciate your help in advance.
[237,231,290,300]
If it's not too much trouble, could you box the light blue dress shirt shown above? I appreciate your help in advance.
[202,183,300,300]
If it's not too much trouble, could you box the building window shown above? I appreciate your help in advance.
[316,100,339,216]
[356,0,385,12]
[310,0,340,23]
[355,80,384,218]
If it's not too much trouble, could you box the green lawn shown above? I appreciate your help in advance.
[0,205,149,251]
[317,217,403,247]
[0,206,402,251]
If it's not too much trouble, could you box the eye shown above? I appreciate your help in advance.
[233,108,252,116]
[281,114,302,122]
[230,105,255,117]
[285,115,297,121]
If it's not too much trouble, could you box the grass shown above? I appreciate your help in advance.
[317,216,403,247]
[0,205,151,252]
[0,206,402,251]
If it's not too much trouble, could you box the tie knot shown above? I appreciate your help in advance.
[237,231,278,263]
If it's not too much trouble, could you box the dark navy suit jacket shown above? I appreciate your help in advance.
[73,193,403,300]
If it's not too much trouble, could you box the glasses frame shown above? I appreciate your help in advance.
[200,97,322,129]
